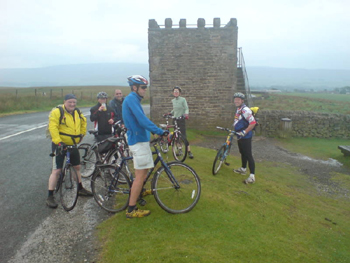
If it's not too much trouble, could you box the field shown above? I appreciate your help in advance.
[253,93,350,114]
[0,86,150,115]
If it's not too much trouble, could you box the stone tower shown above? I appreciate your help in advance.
[148,18,238,129]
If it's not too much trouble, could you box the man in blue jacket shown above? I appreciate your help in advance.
[232,92,257,184]
[122,75,168,218]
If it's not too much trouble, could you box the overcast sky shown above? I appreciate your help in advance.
[1,0,349,70]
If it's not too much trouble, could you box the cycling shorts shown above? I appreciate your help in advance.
[51,142,80,169]
[129,142,154,170]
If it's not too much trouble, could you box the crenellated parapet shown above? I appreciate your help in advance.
[148,18,239,129]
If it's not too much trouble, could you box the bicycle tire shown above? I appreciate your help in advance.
[105,148,134,180]
[60,164,79,211]
[78,143,98,178]
[212,145,226,175]
[171,134,188,162]
[91,165,130,213]
[152,161,201,214]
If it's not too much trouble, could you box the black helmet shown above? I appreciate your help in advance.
[233,92,245,100]
[97,91,108,99]
[173,86,182,92]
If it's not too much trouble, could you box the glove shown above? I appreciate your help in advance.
[162,130,170,137]
[184,114,189,120]
[58,142,66,148]
[237,130,246,137]
[58,142,67,154]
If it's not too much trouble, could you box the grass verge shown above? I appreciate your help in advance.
[95,134,350,263]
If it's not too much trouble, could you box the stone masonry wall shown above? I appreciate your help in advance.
[258,110,350,139]
[148,18,238,129]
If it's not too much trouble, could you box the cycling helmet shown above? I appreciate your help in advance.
[127,75,148,87]
[173,86,182,92]
[97,91,108,99]
[233,92,245,100]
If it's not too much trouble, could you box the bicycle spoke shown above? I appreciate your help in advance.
[91,166,130,213]
[78,144,98,178]
[152,162,201,214]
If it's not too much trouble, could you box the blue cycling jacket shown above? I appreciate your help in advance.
[122,92,164,146]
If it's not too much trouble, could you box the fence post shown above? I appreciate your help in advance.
[61,89,63,98]
[81,91,83,100]
[16,89,18,99]
[50,89,52,99]
[35,89,37,96]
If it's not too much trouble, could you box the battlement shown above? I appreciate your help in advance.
[149,18,237,29]
[148,17,239,129]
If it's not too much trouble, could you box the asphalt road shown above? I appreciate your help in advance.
[0,105,150,262]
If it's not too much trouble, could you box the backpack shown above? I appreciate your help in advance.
[45,105,83,139]
[241,106,259,129]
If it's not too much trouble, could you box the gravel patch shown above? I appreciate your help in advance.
[8,182,111,263]
[193,135,350,199]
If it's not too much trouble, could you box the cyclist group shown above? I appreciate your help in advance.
[46,75,256,218]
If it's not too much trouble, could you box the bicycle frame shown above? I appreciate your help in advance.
[212,127,238,175]
[106,137,181,193]
[160,114,184,142]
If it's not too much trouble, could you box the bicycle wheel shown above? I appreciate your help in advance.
[106,148,134,180]
[78,143,98,178]
[171,134,188,162]
[60,165,79,211]
[91,165,130,213]
[152,161,201,214]
[212,145,227,175]
[159,136,169,153]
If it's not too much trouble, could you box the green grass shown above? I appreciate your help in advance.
[275,137,350,168]
[95,132,350,263]
[281,92,350,102]
[0,85,149,116]
[254,94,350,115]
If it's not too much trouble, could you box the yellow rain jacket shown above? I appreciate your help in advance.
[49,105,87,145]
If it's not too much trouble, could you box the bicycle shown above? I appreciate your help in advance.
[78,121,130,178]
[53,144,80,211]
[91,135,201,214]
[158,113,188,162]
[212,126,238,175]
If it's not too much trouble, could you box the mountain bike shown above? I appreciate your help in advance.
[78,121,130,177]
[159,113,188,162]
[54,145,79,211]
[91,136,201,214]
[212,126,238,175]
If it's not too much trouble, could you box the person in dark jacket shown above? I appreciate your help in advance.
[109,89,124,123]
[90,91,114,142]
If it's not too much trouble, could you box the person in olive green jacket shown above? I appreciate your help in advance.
[171,86,193,159]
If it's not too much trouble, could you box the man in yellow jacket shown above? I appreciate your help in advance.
[46,94,92,208]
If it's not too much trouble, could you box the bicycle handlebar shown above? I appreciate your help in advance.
[216,126,237,134]
[163,113,185,120]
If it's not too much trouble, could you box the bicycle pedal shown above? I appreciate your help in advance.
[225,162,230,166]
[138,199,147,206]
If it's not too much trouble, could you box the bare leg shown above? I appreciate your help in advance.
[48,169,61,191]
[129,169,148,206]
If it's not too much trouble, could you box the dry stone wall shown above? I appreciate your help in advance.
[258,110,350,139]
[148,18,238,129]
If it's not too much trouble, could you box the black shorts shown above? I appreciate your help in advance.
[51,143,80,169]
